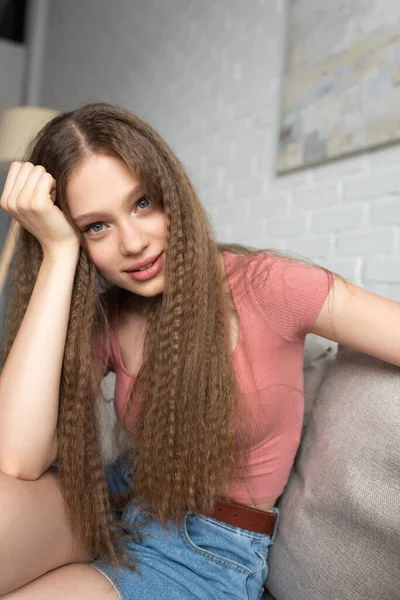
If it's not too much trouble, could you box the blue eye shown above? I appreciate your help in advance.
[85,222,104,234]
[137,196,150,210]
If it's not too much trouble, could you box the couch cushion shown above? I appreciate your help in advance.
[265,346,400,600]
[303,333,338,429]
[97,372,127,464]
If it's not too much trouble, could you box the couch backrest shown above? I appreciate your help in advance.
[266,346,400,600]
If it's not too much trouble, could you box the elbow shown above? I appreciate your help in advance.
[0,437,58,480]
[0,461,41,480]
[0,452,56,481]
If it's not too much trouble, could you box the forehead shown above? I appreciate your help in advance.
[67,154,141,216]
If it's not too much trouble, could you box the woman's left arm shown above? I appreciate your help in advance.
[311,277,400,367]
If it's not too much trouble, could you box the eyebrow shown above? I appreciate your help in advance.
[73,184,144,227]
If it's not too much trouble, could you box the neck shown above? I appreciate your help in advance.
[121,289,161,315]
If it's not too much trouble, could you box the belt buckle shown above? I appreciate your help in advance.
[269,507,280,544]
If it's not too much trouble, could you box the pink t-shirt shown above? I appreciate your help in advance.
[103,251,334,504]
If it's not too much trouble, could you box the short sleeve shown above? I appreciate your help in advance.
[247,252,335,341]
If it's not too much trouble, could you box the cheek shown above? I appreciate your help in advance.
[87,243,115,272]
[157,214,168,238]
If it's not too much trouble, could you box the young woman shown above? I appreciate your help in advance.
[0,102,398,600]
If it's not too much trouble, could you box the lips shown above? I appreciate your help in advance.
[124,252,163,272]
[124,252,165,282]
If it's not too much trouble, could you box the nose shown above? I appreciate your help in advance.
[119,220,149,256]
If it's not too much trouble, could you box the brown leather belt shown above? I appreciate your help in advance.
[210,499,277,535]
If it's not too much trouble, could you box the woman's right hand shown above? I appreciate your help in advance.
[0,161,80,253]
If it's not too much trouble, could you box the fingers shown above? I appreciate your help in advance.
[11,166,46,213]
[1,162,55,217]
[1,161,23,204]
[0,162,75,250]
[5,162,35,209]
[31,172,56,211]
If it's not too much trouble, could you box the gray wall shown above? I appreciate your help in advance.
[0,38,24,322]
[0,39,25,109]
[0,36,24,223]
[40,0,400,299]
[0,37,24,242]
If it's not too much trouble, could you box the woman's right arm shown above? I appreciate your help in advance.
[0,246,79,479]
[0,162,81,479]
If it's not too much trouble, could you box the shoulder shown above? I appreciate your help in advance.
[223,248,275,280]
[224,249,334,341]
[226,249,331,291]
[223,250,292,297]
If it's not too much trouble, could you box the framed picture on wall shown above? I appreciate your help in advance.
[277,0,400,173]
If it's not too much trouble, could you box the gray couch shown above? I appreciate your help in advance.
[261,336,400,600]
[98,334,400,600]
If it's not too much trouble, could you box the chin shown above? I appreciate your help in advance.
[100,271,165,298]
[129,277,165,298]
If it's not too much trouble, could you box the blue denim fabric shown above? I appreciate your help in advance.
[88,452,280,600]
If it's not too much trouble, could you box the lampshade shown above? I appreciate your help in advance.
[0,106,59,296]
[0,106,59,164]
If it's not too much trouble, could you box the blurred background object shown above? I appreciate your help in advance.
[0,0,58,320]
[0,105,58,164]
[0,0,27,44]
[277,0,400,172]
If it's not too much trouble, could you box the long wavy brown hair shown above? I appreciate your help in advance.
[0,102,269,572]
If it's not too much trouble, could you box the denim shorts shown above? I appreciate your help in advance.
[88,452,280,600]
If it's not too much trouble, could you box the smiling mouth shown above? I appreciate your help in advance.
[125,252,163,273]
[133,261,155,272]
[124,252,164,281]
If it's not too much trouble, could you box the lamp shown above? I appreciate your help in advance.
[0,105,59,295]
[0,105,59,164]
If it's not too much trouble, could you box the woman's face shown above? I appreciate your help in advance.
[67,154,168,297]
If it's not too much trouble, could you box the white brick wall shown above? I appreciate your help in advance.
[40,0,400,299]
